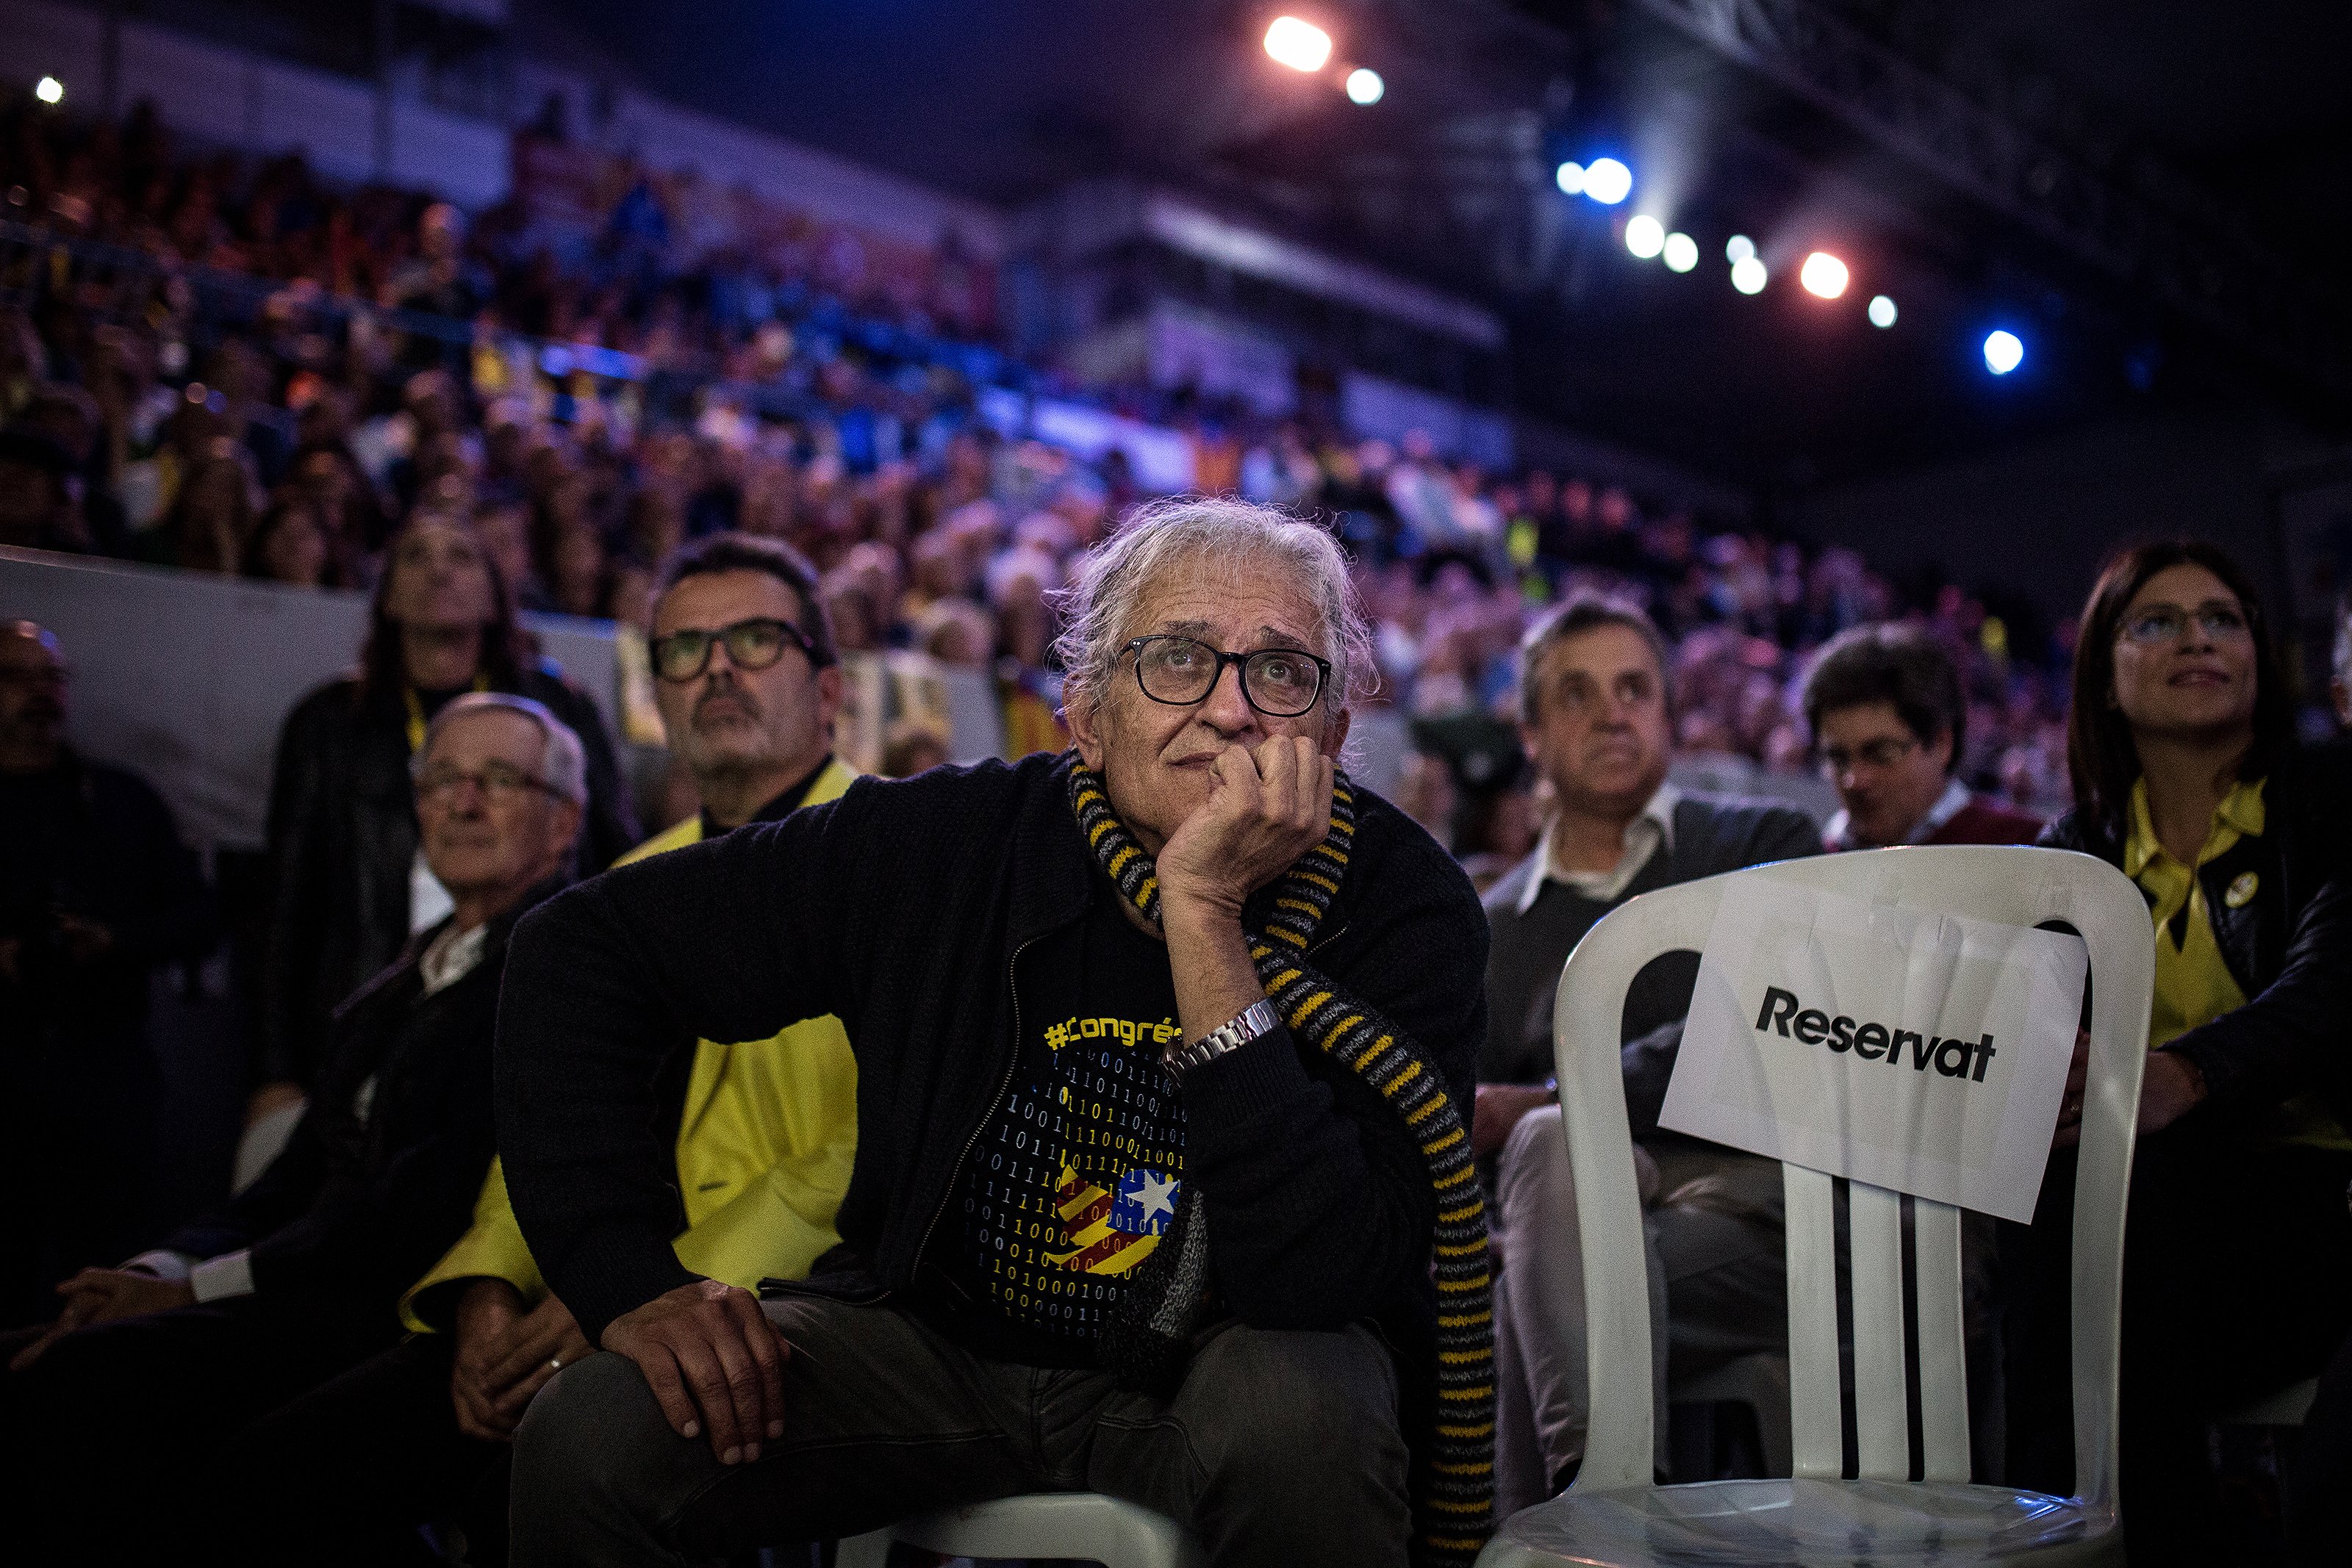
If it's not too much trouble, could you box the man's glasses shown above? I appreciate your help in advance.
[1126,636,1331,719]
[2115,602,2249,647]
[414,761,564,808]
[1819,735,1919,776]
[649,617,822,683]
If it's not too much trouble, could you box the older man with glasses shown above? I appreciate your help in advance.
[0,693,584,1562]
[497,497,1494,1568]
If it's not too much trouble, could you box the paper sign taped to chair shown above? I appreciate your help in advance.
[1658,879,2086,1222]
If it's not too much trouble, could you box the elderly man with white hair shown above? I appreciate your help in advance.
[498,498,1494,1568]
[0,691,586,1560]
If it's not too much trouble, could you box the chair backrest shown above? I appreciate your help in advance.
[1552,845,2151,1508]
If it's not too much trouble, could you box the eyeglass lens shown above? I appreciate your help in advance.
[652,619,799,681]
[417,763,542,802]
[1136,637,1324,716]
[2119,603,2247,645]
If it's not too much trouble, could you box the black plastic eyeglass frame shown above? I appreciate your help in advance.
[649,616,822,682]
[1124,635,1333,718]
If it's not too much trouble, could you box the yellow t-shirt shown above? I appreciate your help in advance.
[2124,776,2347,1150]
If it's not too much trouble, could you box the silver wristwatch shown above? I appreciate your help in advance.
[1164,998,1279,1079]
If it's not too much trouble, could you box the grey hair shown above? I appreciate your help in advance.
[417,691,589,805]
[1053,497,1374,722]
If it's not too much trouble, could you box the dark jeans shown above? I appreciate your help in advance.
[229,1331,513,1567]
[0,1292,398,1564]
[2001,1119,2352,1565]
[511,1295,1412,1568]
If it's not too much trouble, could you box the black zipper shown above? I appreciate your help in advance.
[908,931,1036,1281]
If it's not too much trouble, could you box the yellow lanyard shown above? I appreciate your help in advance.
[404,676,492,753]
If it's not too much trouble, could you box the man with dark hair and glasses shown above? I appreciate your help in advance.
[1799,624,2043,852]
[0,694,583,1561]
[496,497,1490,1568]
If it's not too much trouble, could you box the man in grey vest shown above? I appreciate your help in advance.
[1474,596,1819,1511]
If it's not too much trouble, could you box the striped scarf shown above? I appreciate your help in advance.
[1069,760,1494,1567]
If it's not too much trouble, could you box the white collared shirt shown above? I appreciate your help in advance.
[1823,776,1972,853]
[418,919,490,997]
[1517,781,1683,914]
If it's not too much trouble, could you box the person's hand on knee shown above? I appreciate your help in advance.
[451,1279,531,1441]
[9,1269,193,1370]
[484,1294,595,1423]
[602,1279,789,1467]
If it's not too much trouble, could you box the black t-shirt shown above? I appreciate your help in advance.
[922,890,1188,1367]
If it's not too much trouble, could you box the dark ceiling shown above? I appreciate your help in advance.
[532,0,2352,494]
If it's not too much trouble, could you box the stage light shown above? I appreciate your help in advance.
[1625,215,1665,259]
[1983,329,2024,374]
[1582,157,1632,205]
[1265,17,1333,72]
[1662,232,1698,273]
[1730,255,1767,294]
[1868,294,1898,328]
[1725,234,1754,263]
[1555,162,1585,195]
[35,76,64,105]
[1345,68,1383,104]
[1799,251,1849,300]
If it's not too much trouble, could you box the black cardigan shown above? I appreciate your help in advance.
[2040,744,2352,1131]
[494,750,1489,1348]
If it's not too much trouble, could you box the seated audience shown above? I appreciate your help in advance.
[2006,540,2352,1564]
[1475,596,1818,1511]
[258,513,637,1119]
[0,622,213,1326]
[495,499,1490,1568]
[0,694,587,1563]
[223,536,862,1566]
[1800,623,2043,849]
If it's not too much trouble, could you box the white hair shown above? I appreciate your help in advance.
[1053,497,1374,720]
[419,691,588,805]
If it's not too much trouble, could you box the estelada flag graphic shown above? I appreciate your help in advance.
[1047,1162,1180,1276]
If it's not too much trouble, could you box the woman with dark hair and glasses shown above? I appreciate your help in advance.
[2004,539,2352,1561]
[256,513,637,1126]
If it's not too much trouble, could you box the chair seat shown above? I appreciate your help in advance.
[835,1491,1204,1568]
[1478,1478,2120,1567]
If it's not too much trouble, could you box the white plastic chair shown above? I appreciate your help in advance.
[1480,846,2151,1568]
[836,1492,1204,1568]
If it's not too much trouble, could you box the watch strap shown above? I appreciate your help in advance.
[1164,997,1279,1079]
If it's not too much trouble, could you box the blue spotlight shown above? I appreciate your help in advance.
[1982,329,2024,375]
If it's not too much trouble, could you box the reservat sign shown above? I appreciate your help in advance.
[1658,879,2087,1222]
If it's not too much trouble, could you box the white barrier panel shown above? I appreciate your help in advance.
[0,548,618,855]
[1660,877,2085,1222]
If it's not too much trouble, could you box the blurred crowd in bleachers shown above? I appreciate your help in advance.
[1,94,2074,845]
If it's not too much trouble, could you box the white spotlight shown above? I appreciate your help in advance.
[1582,157,1632,206]
[1264,17,1333,73]
[1344,68,1383,104]
[1554,162,1585,196]
[1799,251,1849,300]
[1662,231,1698,273]
[1868,294,1898,328]
[1984,329,2024,375]
[1730,255,1768,295]
[1725,234,1754,263]
[35,76,65,105]
[1625,215,1665,259]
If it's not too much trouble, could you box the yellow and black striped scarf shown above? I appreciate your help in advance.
[1069,759,1494,1567]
